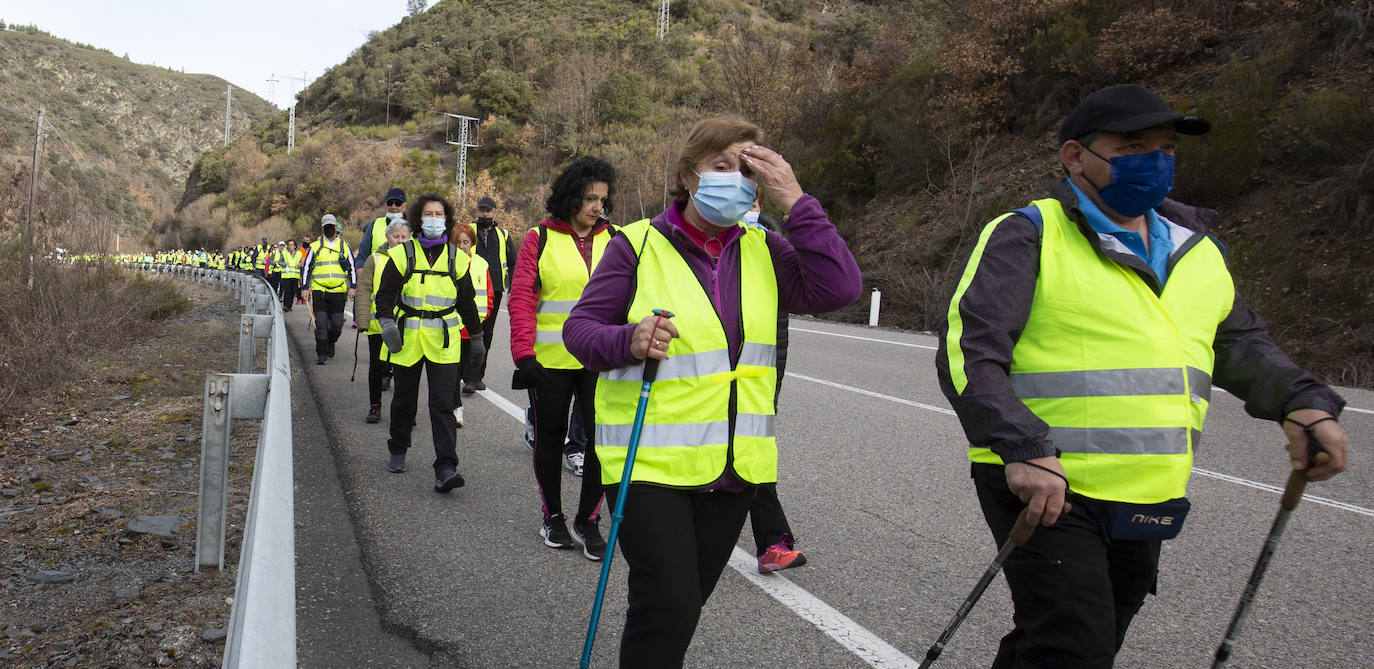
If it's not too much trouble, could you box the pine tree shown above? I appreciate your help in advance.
[406,0,427,16]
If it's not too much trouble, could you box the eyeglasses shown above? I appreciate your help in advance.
[386,200,404,207]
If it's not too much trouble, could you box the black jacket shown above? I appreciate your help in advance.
[936,179,1345,463]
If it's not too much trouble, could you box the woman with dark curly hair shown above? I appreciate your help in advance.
[373,193,485,492]
[507,156,616,561]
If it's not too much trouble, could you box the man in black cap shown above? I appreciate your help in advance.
[465,195,516,394]
[357,187,407,270]
[936,84,1348,667]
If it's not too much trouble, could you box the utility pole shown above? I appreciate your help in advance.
[284,73,307,154]
[382,65,394,126]
[25,107,46,289]
[445,113,479,202]
[267,74,279,106]
[224,85,232,146]
[658,0,670,39]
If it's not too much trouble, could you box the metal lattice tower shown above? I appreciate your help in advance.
[658,0,670,39]
[224,85,232,146]
[446,114,480,202]
[283,73,307,155]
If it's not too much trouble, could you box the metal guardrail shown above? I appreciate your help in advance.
[126,263,296,668]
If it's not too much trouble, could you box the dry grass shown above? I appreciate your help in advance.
[0,257,189,414]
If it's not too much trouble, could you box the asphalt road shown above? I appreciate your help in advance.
[289,302,1373,669]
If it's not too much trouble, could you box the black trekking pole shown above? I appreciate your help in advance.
[918,501,1071,669]
[1211,421,1329,668]
[349,330,362,382]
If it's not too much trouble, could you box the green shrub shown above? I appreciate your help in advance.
[595,69,650,126]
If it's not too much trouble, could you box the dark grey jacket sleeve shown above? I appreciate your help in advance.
[936,214,1054,463]
[1211,293,1345,419]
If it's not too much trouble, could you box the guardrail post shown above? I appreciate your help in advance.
[869,288,881,327]
[196,372,268,571]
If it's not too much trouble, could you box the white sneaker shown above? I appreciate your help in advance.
[454,406,465,428]
[563,451,584,476]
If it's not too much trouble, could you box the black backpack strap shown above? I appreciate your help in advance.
[402,239,416,284]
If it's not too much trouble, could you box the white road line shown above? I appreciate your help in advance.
[791,327,937,351]
[476,385,915,667]
[727,548,918,669]
[788,371,1374,516]
[786,372,956,415]
[479,388,525,421]
[1193,468,1374,517]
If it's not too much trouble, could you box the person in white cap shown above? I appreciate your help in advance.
[301,214,357,365]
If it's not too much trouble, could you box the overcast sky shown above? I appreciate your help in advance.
[2,0,411,108]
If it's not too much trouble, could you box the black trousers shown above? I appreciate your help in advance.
[972,464,1161,669]
[749,483,795,555]
[312,290,347,356]
[527,368,602,522]
[365,333,393,406]
[387,357,460,473]
[615,484,756,668]
[278,277,298,310]
[475,290,502,382]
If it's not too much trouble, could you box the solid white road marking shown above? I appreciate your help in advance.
[791,327,937,351]
[476,385,918,667]
[787,372,1374,516]
[727,548,918,669]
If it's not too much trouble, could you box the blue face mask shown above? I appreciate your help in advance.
[741,210,762,228]
[692,171,758,227]
[1085,148,1175,218]
[420,216,446,239]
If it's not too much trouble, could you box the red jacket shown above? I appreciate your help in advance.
[507,217,613,364]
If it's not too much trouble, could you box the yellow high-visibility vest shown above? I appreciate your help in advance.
[384,239,470,366]
[470,253,490,320]
[308,238,351,293]
[594,220,779,487]
[534,226,612,370]
[953,198,1234,503]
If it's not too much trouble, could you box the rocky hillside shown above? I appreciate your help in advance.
[174,0,1374,385]
[0,26,276,251]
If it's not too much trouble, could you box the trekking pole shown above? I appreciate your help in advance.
[349,330,362,382]
[306,292,316,331]
[918,501,1071,669]
[1211,423,1328,668]
[580,309,673,669]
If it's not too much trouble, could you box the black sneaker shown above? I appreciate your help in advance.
[366,404,381,423]
[387,453,406,473]
[327,341,336,358]
[316,354,327,365]
[540,514,574,549]
[461,383,476,396]
[434,468,465,493]
[571,518,606,561]
[473,381,486,391]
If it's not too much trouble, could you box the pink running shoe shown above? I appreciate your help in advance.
[757,534,807,574]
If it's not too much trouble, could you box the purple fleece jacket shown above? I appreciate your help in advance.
[563,194,863,371]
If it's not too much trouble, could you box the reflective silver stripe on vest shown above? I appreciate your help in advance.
[1011,368,1185,398]
[475,289,488,298]
[738,342,777,368]
[735,413,775,438]
[538,299,579,313]
[401,316,460,330]
[597,420,730,448]
[535,330,563,344]
[401,294,457,309]
[604,350,731,383]
[1187,367,1212,403]
[1048,426,1189,455]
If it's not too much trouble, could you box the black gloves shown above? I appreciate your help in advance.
[511,357,550,390]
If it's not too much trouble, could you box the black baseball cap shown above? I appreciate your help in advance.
[1059,84,1211,144]
[477,196,496,210]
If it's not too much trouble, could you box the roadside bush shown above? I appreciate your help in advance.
[595,69,649,126]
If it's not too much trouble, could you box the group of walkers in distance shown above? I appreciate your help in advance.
[108,90,1353,669]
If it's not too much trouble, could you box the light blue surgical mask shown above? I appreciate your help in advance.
[692,171,757,227]
[741,210,762,228]
[385,210,403,221]
[420,216,446,239]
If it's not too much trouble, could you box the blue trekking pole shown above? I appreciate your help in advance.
[580,309,673,669]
